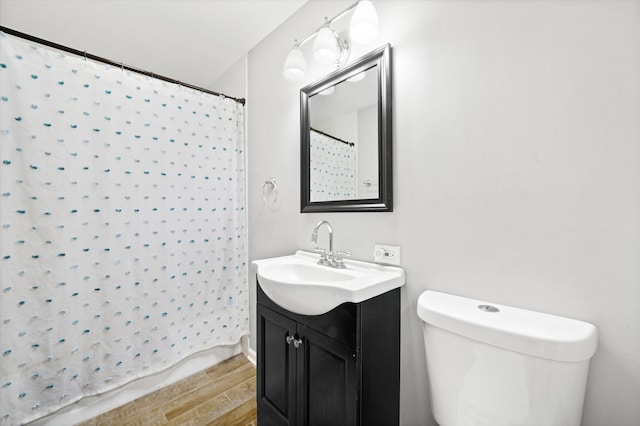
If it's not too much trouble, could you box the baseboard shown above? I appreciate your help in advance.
[247,347,257,366]
[241,334,257,366]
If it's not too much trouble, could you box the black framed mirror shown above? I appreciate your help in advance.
[300,44,392,213]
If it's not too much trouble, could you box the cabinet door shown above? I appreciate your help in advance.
[257,305,297,425]
[296,324,358,426]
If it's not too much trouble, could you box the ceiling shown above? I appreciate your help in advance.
[0,0,307,92]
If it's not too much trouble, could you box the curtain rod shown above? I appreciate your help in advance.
[0,26,246,106]
[311,127,355,147]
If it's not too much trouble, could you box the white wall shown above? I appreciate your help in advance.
[357,104,378,198]
[212,54,248,100]
[246,1,640,425]
[315,110,358,143]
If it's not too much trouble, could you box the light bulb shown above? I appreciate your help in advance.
[350,0,379,44]
[283,46,307,81]
[313,26,339,65]
[319,86,335,96]
[347,71,365,82]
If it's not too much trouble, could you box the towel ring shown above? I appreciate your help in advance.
[262,178,278,207]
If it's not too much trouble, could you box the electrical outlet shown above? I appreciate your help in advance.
[374,244,401,265]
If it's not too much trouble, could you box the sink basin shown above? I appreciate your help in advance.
[252,250,405,315]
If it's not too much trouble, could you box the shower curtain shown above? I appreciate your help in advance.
[309,129,356,201]
[0,32,249,424]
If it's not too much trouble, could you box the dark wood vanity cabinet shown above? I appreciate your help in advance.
[256,283,400,426]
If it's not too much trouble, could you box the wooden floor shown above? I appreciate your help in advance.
[78,354,257,426]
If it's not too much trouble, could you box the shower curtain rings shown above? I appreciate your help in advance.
[262,178,278,207]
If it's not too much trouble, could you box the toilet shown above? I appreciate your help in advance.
[417,290,598,426]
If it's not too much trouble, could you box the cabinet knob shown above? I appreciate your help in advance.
[285,335,303,348]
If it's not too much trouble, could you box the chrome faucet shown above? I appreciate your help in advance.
[310,220,350,268]
[311,220,334,266]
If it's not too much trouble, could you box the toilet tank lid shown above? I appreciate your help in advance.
[417,291,598,362]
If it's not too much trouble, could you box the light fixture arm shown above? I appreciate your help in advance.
[328,27,351,68]
[296,1,360,48]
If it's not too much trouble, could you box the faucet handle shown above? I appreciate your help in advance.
[314,247,332,266]
[333,249,352,268]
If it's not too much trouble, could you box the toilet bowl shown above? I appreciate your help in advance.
[417,290,598,426]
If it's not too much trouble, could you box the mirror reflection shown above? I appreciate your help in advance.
[301,44,392,213]
[308,65,378,202]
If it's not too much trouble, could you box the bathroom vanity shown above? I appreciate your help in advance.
[256,283,400,425]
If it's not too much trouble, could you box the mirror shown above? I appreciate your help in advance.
[300,44,392,212]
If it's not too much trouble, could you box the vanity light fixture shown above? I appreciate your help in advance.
[313,19,346,65]
[283,0,379,81]
[350,0,379,43]
[283,40,307,81]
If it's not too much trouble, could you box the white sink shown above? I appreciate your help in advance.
[252,250,405,316]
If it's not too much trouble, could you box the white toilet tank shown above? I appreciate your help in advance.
[417,291,598,426]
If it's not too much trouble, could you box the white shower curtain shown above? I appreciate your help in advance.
[309,129,357,201]
[0,32,249,424]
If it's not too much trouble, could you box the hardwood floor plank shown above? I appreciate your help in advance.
[80,355,256,426]
[77,371,210,425]
[207,399,257,426]
[94,407,167,426]
[205,354,248,375]
[165,392,232,425]
[224,376,256,401]
[164,363,255,420]
[166,377,256,425]
[213,379,257,426]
